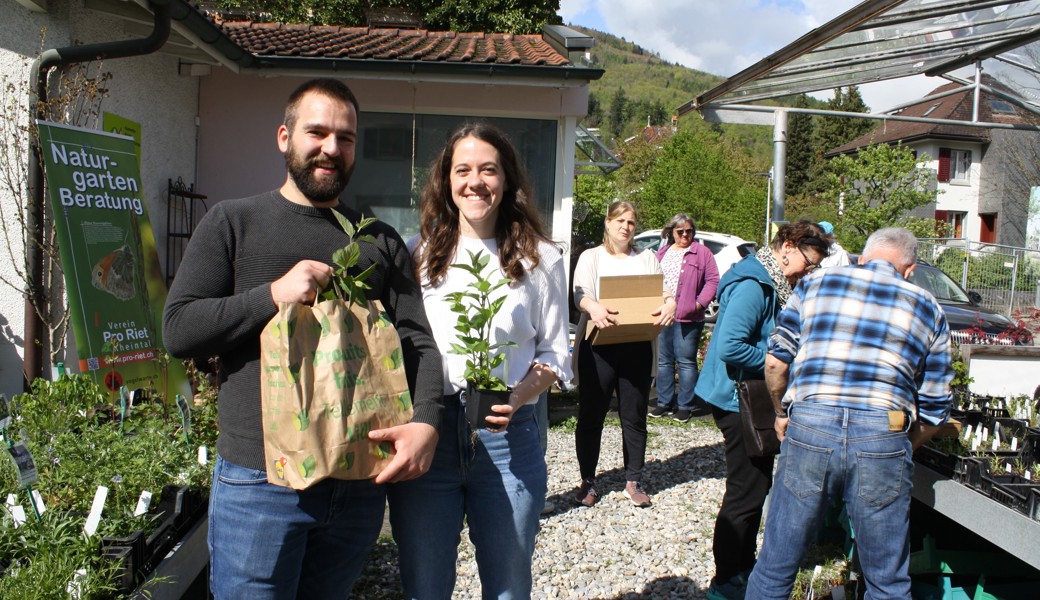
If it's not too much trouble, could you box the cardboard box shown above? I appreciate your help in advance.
[586,274,666,346]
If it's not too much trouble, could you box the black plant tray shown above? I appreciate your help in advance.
[101,485,207,593]
[914,445,959,478]
[974,473,1040,520]
[989,482,1040,516]
[952,456,988,488]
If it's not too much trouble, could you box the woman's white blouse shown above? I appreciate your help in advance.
[409,236,573,401]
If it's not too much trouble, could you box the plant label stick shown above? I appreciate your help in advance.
[198,446,208,465]
[66,568,87,600]
[134,490,152,517]
[10,504,26,528]
[30,489,46,515]
[84,486,109,536]
[1011,437,1018,451]
[119,386,130,422]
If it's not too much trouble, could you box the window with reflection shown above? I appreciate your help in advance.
[347,113,558,240]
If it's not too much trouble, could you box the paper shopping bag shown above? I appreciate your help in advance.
[260,298,413,489]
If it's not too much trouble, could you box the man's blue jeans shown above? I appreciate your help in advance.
[746,404,914,600]
[655,321,704,411]
[207,455,385,599]
[387,400,547,600]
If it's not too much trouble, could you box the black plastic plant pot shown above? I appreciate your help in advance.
[102,544,137,593]
[465,383,511,430]
[101,529,145,588]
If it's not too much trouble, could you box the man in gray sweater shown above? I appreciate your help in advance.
[163,78,443,599]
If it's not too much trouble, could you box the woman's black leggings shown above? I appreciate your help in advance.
[574,339,653,482]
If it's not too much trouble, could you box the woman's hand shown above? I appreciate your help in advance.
[484,402,516,432]
[588,301,619,329]
[652,297,677,327]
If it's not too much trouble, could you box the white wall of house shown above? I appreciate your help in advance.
[0,0,199,397]
[195,69,587,245]
[913,140,985,241]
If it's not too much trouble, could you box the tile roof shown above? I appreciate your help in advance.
[217,21,571,67]
[829,76,1038,155]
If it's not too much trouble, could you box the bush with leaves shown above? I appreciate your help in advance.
[823,143,943,253]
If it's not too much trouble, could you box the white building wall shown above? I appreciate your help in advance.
[0,0,199,397]
[913,140,984,241]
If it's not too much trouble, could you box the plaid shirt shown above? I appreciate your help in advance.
[768,260,953,426]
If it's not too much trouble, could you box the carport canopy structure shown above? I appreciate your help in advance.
[677,0,1040,222]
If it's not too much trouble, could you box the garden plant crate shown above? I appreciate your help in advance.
[0,373,217,599]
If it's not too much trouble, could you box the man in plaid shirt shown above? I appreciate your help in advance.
[746,227,953,600]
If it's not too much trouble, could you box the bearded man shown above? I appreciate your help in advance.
[163,78,443,599]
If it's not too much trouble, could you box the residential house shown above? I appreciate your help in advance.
[0,0,602,396]
[829,76,1040,246]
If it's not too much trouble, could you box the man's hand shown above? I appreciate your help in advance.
[271,260,333,304]
[775,415,790,442]
[368,422,438,484]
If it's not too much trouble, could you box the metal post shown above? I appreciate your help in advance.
[1009,254,1018,315]
[771,110,788,223]
[765,169,772,246]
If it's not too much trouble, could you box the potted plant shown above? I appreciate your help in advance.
[444,249,517,429]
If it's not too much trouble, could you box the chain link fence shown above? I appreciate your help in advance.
[917,238,1040,316]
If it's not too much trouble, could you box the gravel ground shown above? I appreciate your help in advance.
[353,416,729,599]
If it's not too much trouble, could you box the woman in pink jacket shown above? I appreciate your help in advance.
[649,214,719,422]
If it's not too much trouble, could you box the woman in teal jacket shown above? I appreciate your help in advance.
[695,221,829,600]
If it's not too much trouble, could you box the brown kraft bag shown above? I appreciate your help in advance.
[260,298,413,489]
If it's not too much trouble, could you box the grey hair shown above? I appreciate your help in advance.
[862,227,918,266]
[662,213,695,242]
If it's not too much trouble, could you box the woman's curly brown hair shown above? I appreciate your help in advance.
[417,122,550,286]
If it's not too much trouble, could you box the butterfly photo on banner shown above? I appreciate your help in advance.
[92,243,137,301]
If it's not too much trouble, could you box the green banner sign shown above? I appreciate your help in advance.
[37,120,191,401]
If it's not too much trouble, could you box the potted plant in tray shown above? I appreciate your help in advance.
[444,249,517,429]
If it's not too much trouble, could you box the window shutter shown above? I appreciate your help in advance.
[937,147,951,182]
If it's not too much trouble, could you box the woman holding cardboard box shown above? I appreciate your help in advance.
[571,200,675,508]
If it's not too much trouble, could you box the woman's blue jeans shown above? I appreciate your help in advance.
[655,321,704,411]
[746,403,914,600]
[387,399,547,600]
[207,455,386,599]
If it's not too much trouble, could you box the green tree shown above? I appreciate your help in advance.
[217,0,561,33]
[572,173,616,242]
[607,87,632,141]
[638,128,765,241]
[807,86,875,193]
[823,143,942,252]
[613,135,662,204]
[585,93,603,129]
[785,95,815,197]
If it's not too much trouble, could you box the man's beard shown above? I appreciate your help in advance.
[285,145,354,203]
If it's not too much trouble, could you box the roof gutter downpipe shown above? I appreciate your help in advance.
[24,0,171,386]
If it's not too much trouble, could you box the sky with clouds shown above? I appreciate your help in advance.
[556,0,946,111]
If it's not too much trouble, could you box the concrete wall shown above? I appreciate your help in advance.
[0,0,199,397]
